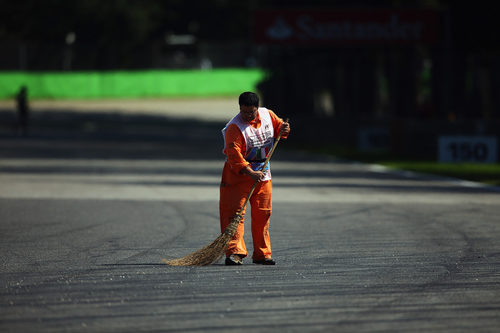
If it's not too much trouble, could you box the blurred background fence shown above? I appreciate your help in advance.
[1,0,499,161]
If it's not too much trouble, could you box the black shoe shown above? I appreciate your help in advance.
[253,258,276,265]
[225,254,243,265]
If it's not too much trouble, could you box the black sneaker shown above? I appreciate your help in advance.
[225,254,243,265]
[253,258,276,265]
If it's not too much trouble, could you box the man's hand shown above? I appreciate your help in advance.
[280,121,290,136]
[241,166,265,182]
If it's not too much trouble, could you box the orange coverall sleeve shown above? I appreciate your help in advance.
[224,124,250,174]
[268,109,289,140]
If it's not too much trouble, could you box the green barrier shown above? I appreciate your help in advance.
[0,69,267,99]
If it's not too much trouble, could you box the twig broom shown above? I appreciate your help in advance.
[162,119,288,266]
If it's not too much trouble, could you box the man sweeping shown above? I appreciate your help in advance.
[220,92,290,265]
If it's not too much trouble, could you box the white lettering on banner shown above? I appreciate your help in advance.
[266,17,293,39]
[255,9,439,45]
[438,136,498,163]
[295,14,423,41]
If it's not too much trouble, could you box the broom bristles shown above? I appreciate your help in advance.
[162,213,242,266]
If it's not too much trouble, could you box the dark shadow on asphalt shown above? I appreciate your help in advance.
[100,263,168,267]
[100,263,227,267]
[0,109,226,160]
[1,165,498,194]
[99,180,500,193]
[2,109,498,195]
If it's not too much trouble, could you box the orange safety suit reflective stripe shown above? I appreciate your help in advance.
[219,109,287,260]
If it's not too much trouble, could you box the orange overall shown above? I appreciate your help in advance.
[219,110,286,260]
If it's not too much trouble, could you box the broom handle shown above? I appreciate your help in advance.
[239,118,289,213]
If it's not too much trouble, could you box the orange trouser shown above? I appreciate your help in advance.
[219,179,272,260]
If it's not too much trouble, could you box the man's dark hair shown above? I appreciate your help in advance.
[239,92,259,107]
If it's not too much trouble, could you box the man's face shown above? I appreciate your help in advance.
[239,105,258,122]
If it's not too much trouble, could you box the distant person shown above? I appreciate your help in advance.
[16,86,29,136]
[220,91,290,265]
[200,57,212,70]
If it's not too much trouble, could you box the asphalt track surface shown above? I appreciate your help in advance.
[1,100,499,332]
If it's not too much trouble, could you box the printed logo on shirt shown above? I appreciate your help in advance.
[247,135,272,148]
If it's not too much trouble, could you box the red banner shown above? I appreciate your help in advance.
[254,9,440,45]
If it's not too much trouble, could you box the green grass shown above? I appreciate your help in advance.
[293,144,500,186]
[0,68,267,99]
[380,162,500,186]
